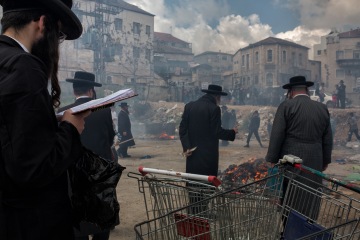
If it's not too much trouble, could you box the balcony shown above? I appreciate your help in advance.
[336,58,360,68]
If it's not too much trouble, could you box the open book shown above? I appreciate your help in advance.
[57,88,137,116]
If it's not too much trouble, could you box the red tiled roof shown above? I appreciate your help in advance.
[154,32,189,44]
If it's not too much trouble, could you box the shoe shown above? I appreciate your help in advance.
[244,144,249,148]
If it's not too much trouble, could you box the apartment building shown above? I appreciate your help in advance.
[314,28,360,99]
[233,37,320,89]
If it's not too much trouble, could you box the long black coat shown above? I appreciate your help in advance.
[266,95,332,170]
[117,110,135,147]
[0,35,83,239]
[179,94,236,176]
[58,98,115,161]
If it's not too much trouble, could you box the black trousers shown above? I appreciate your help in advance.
[348,129,360,141]
[246,129,262,145]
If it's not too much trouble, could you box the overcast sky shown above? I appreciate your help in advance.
[127,0,360,58]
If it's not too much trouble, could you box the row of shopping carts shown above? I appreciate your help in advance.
[128,155,360,239]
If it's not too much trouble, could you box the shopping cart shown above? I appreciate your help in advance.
[134,155,360,240]
[128,167,222,221]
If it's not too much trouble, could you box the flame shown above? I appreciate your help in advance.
[159,132,175,140]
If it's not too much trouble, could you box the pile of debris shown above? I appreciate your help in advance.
[219,157,269,190]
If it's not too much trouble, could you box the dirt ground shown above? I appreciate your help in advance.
[110,137,360,239]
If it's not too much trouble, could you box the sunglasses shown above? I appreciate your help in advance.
[58,31,67,43]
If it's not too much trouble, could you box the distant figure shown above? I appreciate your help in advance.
[338,80,346,109]
[229,110,237,131]
[221,105,231,146]
[244,110,263,148]
[347,112,360,142]
[117,102,135,158]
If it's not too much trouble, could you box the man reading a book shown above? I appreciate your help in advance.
[0,0,89,239]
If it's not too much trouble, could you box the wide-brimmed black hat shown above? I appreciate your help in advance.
[0,0,82,40]
[282,76,314,89]
[66,71,102,87]
[119,102,129,108]
[201,84,228,96]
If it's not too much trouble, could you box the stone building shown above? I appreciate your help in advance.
[314,28,360,105]
[233,37,319,89]
[193,51,233,87]
[58,0,155,102]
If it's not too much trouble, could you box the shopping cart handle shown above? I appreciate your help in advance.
[138,166,222,187]
[279,155,303,164]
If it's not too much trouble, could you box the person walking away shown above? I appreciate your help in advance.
[117,102,135,158]
[57,71,117,240]
[0,1,89,239]
[221,105,231,146]
[347,112,360,142]
[179,84,238,214]
[244,110,263,147]
[338,80,346,109]
[266,76,332,224]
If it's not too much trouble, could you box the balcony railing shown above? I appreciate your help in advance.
[336,58,360,67]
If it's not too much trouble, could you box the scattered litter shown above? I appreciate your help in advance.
[335,159,346,164]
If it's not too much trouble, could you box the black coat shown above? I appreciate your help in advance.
[179,94,236,176]
[0,35,83,239]
[266,95,332,171]
[58,98,115,161]
[117,110,135,147]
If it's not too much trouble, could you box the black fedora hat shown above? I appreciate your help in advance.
[0,0,82,40]
[201,84,228,96]
[282,76,314,89]
[66,71,102,87]
[119,102,129,108]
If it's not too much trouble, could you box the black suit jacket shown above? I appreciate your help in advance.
[58,98,115,160]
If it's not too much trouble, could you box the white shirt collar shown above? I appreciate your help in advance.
[6,35,29,53]
[293,94,309,98]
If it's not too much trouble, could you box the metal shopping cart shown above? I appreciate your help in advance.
[134,155,360,240]
[128,167,222,221]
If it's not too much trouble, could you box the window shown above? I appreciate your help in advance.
[282,50,286,63]
[241,55,245,67]
[133,47,140,58]
[114,18,123,31]
[266,73,273,86]
[336,69,345,78]
[291,52,296,66]
[255,51,259,63]
[222,55,227,60]
[317,50,321,55]
[298,53,303,66]
[146,25,151,36]
[354,51,360,59]
[336,50,344,59]
[145,49,151,61]
[254,75,259,85]
[114,43,123,56]
[133,22,141,34]
[246,54,249,70]
[267,49,273,62]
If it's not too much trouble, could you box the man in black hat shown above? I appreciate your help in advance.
[58,71,116,240]
[266,76,332,222]
[117,102,135,158]
[179,84,238,214]
[0,0,87,239]
[179,84,238,176]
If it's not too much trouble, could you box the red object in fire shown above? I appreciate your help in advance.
[159,132,175,140]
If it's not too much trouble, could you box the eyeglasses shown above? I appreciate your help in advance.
[58,31,67,43]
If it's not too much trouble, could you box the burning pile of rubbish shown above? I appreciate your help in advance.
[219,158,269,190]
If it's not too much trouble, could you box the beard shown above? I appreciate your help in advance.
[31,27,60,79]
